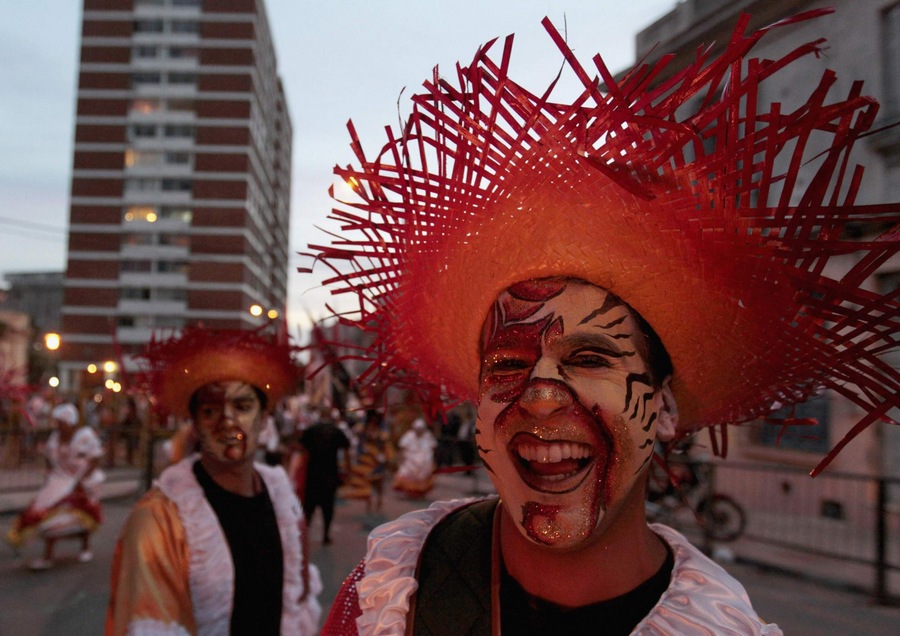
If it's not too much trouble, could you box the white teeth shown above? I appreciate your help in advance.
[516,442,592,463]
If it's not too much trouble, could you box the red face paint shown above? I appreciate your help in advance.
[477,279,665,548]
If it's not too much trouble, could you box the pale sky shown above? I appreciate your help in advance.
[0,0,678,330]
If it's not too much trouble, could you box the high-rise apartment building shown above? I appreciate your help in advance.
[59,0,291,392]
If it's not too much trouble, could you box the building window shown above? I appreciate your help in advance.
[168,72,197,85]
[165,152,191,165]
[161,178,192,192]
[124,206,159,223]
[133,19,164,34]
[124,178,159,193]
[156,315,186,328]
[129,124,157,139]
[121,287,152,300]
[166,99,194,112]
[159,234,189,247]
[171,20,200,35]
[122,233,155,246]
[163,124,194,138]
[120,259,152,272]
[121,287,185,302]
[133,46,159,59]
[157,260,189,274]
[131,72,162,87]
[129,178,160,192]
[752,393,830,453]
[125,150,162,168]
[155,288,187,302]
[160,206,192,222]
[129,99,161,114]
[168,47,199,59]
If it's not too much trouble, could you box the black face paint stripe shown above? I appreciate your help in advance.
[630,389,654,421]
[623,373,653,414]
[578,293,625,326]
[634,449,653,474]
[643,411,657,432]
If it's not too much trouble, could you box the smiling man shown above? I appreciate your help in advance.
[310,12,898,636]
[479,279,675,551]
[106,327,321,636]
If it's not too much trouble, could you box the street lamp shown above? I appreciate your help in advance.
[249,304,264,317]
[44,332,61,351]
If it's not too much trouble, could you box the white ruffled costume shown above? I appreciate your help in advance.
[107,455,322,635]
[328,498,781,635]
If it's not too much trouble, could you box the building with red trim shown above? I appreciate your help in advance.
[60,0,291,394]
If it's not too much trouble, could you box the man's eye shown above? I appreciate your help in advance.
[200,406,221,418]
[564,350,612,369]
[483,356,531,376]
[233,400,255,412]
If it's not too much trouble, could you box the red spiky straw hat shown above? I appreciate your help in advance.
[302,11,899,475]
[137,326,300,418]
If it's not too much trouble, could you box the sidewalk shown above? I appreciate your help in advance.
[0,466,144,516]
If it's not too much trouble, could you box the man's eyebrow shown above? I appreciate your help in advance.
[225,387,258,401]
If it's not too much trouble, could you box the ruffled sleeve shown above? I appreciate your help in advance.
[355,498,479,635]
[635,524,783,635]
[106,489,196,636]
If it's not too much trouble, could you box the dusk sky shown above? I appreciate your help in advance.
[0,0,677,329]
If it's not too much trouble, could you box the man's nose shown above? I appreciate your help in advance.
[220,403,237,422]
[518,379,573,418]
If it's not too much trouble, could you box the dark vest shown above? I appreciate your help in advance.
[410,498,499,635]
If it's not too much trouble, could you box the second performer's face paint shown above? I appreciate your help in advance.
[193,381,264,465]
[477,279,668,548]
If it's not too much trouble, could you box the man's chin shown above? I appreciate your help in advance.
[519,502,598,547]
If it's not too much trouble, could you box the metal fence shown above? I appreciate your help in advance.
[710,461,900,605]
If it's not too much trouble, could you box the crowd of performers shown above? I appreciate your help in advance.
[2,379,474,574]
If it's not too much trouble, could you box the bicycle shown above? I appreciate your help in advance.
[646,455,746,542]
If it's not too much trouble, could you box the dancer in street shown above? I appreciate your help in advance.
[392,417,437,497]
[6,402,105,570]
[106,327,321,635]
[340,409,394,513]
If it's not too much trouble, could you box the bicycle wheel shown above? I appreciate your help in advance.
[697,494,746,542]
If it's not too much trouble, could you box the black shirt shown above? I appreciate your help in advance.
[499,543,675,635]
[193,461,283,635]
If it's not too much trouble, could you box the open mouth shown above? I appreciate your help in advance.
[509,432,596,494]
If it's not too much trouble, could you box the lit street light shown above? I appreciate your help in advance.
[44,332,61,351]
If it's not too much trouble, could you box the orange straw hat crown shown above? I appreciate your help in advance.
[138,326,300,417]
[303,11,899,473]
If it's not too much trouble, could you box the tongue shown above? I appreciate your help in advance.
[528,458,581,476]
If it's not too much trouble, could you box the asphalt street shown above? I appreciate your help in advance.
[1,470,898,635]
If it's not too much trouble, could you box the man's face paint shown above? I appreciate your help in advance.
[193,381,264,466]
[477,279,666,548]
